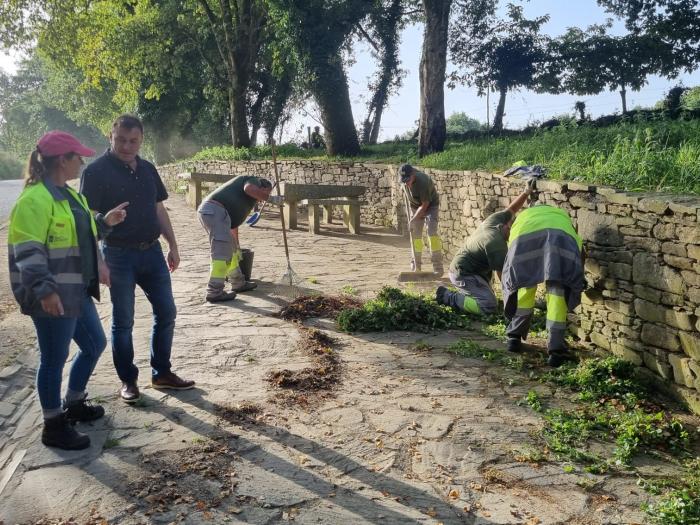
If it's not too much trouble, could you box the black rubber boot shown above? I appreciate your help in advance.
[42,413,90,450]
[64,398,105,422]
[435,286,448,305]
[506,337,523,353]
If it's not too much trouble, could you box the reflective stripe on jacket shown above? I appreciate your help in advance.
[8,180,99,317]
[502,205,584,318]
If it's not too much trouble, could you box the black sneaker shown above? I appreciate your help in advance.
[64,398,105,422]
[206,290,237,303]
[42,413,90,450]
[506,337,523,353]
[435,286,448,305]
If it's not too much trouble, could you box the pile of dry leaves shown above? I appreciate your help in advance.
[276,294,361,322]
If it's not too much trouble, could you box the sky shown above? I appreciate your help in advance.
[1,0,699,144]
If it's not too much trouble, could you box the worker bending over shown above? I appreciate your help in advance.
[198,176,282,303]
[436,179,535,315]
[501,201,584,367]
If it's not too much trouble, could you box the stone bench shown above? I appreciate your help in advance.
[179,172,233,209]
[281,183,366,233]
[299,198,367,235]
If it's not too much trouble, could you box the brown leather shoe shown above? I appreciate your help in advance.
[120,382,140,403]
[152,371,195,390]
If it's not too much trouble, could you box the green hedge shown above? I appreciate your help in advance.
[184,118,700,195]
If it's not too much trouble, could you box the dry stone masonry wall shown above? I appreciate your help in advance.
[159,160,700,411]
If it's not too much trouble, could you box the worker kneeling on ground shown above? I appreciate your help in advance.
[198,176,283,303]
[400,163,443,276]
[436,179,535,315]
[501,200,584,368]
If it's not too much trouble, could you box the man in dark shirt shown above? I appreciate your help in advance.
[436,180,535,316]
[400,164,443,275]
[81,115,194,403]
[198,175,281,302]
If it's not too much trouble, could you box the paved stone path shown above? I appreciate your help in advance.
[0,195,663,524]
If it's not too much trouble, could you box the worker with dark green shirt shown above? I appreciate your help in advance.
[399,164,443,275]
[436,180,535,315]
[198,175,282,302]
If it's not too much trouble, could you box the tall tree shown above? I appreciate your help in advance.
[0,0,282,151]
[417,0,451,156]
[597,0,700,67]
[557,23,674,113]
[0,54,107,158]
[357,0,406,145]
[267,0,372,155]
[450,4,550,131]
[196,0,267,147]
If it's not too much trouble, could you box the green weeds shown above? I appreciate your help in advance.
[336,286,471,333]
[340,285,358,295]
[642,459,700,524]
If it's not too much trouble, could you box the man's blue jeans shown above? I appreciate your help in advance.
[103,243,176,382]
[31,293,107,411]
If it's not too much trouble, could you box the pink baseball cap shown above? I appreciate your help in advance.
[37,131,96,157]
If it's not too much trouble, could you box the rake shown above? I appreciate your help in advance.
[270,140,304,289]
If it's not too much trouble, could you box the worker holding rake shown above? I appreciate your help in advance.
[198,176,283,303]
[400,164,444,276]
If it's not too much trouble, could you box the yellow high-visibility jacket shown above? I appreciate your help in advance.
[8,179,99,317]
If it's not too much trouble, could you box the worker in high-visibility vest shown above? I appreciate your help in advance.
[9,130,127,450]
[501,201,584,367]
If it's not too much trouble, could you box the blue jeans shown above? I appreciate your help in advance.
[103,243,176,382]
[32,293,107,411]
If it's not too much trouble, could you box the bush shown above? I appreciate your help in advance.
[0,151,23,180]
[681,86,700,111]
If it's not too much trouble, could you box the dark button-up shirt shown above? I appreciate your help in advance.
[81,150,168,244]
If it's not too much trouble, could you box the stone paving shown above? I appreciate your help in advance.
[0,194,666,524]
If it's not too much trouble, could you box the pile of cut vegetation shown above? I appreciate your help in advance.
[336,286,471,333]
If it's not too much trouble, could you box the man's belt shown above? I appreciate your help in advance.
[104,238,159,250]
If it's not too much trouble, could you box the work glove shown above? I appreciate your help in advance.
[526,177,538,194]
[268,195,284,205]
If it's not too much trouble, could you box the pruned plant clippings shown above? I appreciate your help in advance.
[337,286,472,333]
[266,327,341,406]
[277,294,362,322]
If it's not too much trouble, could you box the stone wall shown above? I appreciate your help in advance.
[159,160,700,411]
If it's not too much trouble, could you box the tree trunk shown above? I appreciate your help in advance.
[151,128,172,164]
[620,85,628,114]
[311,58,360,156]
[418,0,451,157]
[492,86,507,132]
[361,0,402,145]
[229,77,251,148]
[369,104,384,144]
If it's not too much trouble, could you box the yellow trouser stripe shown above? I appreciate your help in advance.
[211,259,229,279]
[546,292,567,323]
[517,287,536,309]
[462,295,482,315]
[429,235,442,252]
[228,256,240,273]
[413,238,424,253]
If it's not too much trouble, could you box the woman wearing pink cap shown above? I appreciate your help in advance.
[7,130,128,450]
